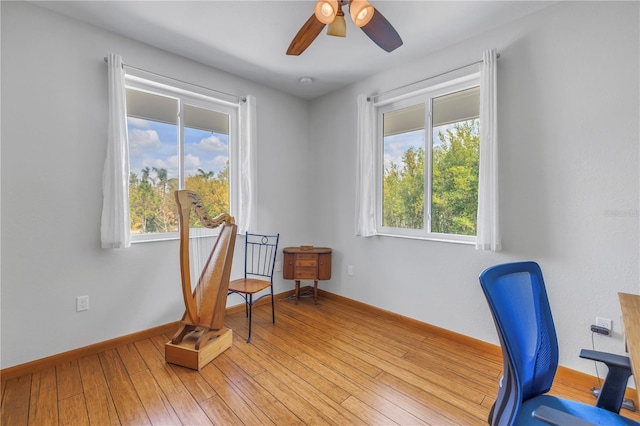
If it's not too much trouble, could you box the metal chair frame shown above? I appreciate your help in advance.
[228,232,279,342]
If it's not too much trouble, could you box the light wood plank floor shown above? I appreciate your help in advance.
[2,294,640,425]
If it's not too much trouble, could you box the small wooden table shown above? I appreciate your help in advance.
[618,292,640,409]
[283,247,332,304]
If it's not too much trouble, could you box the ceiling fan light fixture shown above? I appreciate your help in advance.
[349,0,374,27]
[326,7,346,37]
[314,0,339,24]
[287,0,402,55]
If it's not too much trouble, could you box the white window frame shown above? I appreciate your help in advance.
[125,74,240,243]
[374,72,480,244]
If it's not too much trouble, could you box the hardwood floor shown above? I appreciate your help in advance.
[2,292,640,425]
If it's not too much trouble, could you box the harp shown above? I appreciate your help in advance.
[166,190,237,369]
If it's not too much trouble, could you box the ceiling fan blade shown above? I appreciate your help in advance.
[287,14,326,56]
[360,7,403,52]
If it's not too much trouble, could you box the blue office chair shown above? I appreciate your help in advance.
[479,261,638,426]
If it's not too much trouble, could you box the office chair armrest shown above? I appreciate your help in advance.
[532,405,595,426]
[579,349,633,413]
[580,349,632,370]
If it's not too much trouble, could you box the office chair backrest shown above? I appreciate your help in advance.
[244,232,279,281]
[479,261,559,425]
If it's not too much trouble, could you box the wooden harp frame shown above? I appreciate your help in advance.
[171,190,237,350]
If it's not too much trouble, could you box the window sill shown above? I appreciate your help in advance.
[132,232,179,244]
[131,229,224,244]
[373,232,476,245]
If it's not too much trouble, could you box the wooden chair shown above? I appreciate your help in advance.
[228,232,279,343]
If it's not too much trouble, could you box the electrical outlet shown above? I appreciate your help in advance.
[596,317,612,331]
[76,295,89,312]
[275,261,282,272]
[347,265,354,276]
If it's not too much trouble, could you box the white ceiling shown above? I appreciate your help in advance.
[33,1,555,100]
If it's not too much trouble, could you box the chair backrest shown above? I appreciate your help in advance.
[244,232,279,281]
[479,261,559,426]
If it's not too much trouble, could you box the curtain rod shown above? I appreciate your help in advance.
[103,57,246,103]
[368,53,499,102]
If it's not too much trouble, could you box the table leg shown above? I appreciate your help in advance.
[295,280,300,304]
[313,280,318,304]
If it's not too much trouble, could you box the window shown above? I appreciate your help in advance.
[376,73,480,242]
[125,75,239,241]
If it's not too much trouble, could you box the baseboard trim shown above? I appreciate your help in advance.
[1,288,637,406]
[1,288,301,381]
[0,321,181,381]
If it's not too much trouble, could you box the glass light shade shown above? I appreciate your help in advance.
[349,0,374,27]
[327,13,346,37]
[314,0,339,24]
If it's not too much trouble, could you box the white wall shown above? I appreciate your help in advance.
[1,1,638,380]
[307,1,639,376]
[0,1,312,369]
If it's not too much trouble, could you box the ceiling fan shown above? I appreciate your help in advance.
[287,0,403,56]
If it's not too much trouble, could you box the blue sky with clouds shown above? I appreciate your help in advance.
[127,118,229,181]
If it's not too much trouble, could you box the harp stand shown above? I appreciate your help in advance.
[165,190,237,370]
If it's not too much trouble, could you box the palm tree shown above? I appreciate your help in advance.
[153,167,168,193]
[141,167,151,183]
[197,168,214,180]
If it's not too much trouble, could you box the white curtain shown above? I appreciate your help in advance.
[238,95,257,234]
[355,94,377,237]
[101,53,131,248]
[476,48,501,251]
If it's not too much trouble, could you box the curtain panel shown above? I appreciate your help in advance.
[355,94,377,237]
[476,48,501,251]
[101,53,131,248]
[239,95,257,234]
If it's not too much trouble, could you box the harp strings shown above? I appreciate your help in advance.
[188,215,217,318]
